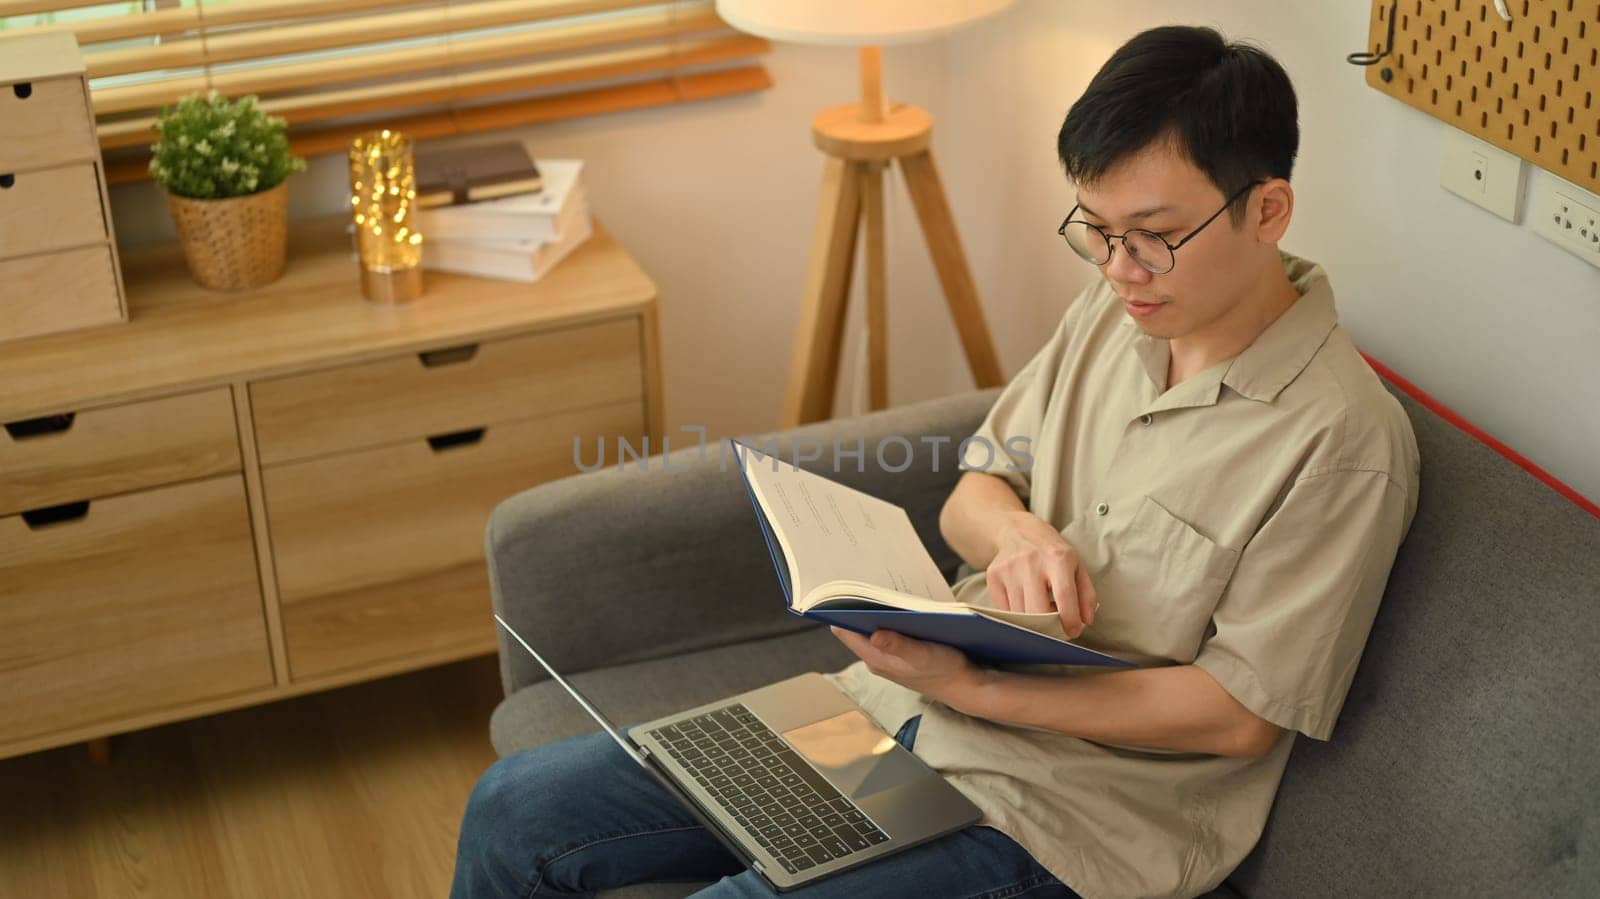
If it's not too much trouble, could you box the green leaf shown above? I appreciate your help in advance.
[149,90,305,199]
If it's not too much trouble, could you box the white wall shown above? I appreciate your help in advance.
[109,0,1600,502]
[939,0,1600,503]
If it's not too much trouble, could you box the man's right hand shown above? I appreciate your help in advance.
[986,510,1098,639]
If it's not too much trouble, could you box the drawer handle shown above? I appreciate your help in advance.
[4,411,76,439]
[418,343,479,367]
[21,500,89,529]
[427,426,486,451]
[0,173,13,189]
[12,82,31,100]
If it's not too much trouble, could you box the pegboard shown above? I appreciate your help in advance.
[1361,0,1600,193]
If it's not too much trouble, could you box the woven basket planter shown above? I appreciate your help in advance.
[165,181,288,290]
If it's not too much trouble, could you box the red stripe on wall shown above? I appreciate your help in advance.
[1361,352,1600,520]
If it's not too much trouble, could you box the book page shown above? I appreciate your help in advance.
[973,605,1070,639]
[737,443,957,611]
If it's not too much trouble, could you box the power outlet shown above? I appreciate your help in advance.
[1529,178,1600,270]
[1439,129,1523,221]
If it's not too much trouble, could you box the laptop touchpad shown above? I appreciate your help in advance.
[782,710,929,799]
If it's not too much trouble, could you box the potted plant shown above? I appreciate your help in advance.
[149,90,306,290]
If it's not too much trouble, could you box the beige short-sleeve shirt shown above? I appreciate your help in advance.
[826,252,1421,899]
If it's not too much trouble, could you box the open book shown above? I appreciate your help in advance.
[731,439,1134,668]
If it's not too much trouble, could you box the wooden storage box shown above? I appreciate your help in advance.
[0,32,128,344]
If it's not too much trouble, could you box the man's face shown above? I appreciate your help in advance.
[1071,140,1263,341]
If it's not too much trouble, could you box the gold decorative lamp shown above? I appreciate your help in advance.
[349,129,424,303]
[715,0,1012,426]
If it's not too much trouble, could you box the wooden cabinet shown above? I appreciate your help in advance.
[0,474,272,746]
[266,400,646,680]
[0,216,662,759]
[0,386,238,515]
[249,316,645,465]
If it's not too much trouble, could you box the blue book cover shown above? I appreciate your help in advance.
[730,438,1133,669]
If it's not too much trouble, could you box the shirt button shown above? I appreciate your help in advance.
[1140,413,1153,426]
[1095,502,1109,516]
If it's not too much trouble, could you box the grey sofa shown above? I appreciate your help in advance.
[483,382,1599,898]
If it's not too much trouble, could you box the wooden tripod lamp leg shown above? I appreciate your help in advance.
[898,150,1005,389]
[782,156,862,428]
[861,160,888,412]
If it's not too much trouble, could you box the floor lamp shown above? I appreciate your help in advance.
[716,0,1013,427]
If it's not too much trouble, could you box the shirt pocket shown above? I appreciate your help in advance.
[1068,493,1241,665]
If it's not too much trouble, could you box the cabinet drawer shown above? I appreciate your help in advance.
[0,76,97,171]
[265,400,645,681]
[0,243,123,343]
[250,316,643,465]
[0,161,107,260]
[0,386,240,517]
[0,473,273,748]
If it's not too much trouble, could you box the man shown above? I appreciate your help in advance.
[452,24,1420,899]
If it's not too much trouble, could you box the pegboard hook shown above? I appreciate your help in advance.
[1347,0,1398,66]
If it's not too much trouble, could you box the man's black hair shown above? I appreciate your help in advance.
[1057,25,1299,224]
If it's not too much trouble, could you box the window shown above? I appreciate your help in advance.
[2,0,771,183]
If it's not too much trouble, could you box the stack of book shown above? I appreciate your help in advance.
[411,141,592,283]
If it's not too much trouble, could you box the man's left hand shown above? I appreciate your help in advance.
[829,627,984,707]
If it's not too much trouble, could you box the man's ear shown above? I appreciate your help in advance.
[1253,179,1294,244]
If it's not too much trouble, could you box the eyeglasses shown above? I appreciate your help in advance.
[1056,180,1264,275]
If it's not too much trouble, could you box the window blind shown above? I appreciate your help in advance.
[0,0,771,184]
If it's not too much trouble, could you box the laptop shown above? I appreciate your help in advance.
[494,614,982,892]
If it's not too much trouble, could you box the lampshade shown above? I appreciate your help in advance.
[714,0,1015,47]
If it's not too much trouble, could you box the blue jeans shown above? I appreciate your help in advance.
[451,716,1080,898]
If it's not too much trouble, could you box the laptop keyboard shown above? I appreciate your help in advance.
[647,703,891,874]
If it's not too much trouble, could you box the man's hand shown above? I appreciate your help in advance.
[988,510,1098,638]
[829,627,982,707]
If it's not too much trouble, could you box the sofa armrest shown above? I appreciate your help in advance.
[486,387,1003,695]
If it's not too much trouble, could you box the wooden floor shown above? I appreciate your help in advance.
[0,655,505,899]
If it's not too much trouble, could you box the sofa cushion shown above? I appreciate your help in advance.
[1227,380,1600,897]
